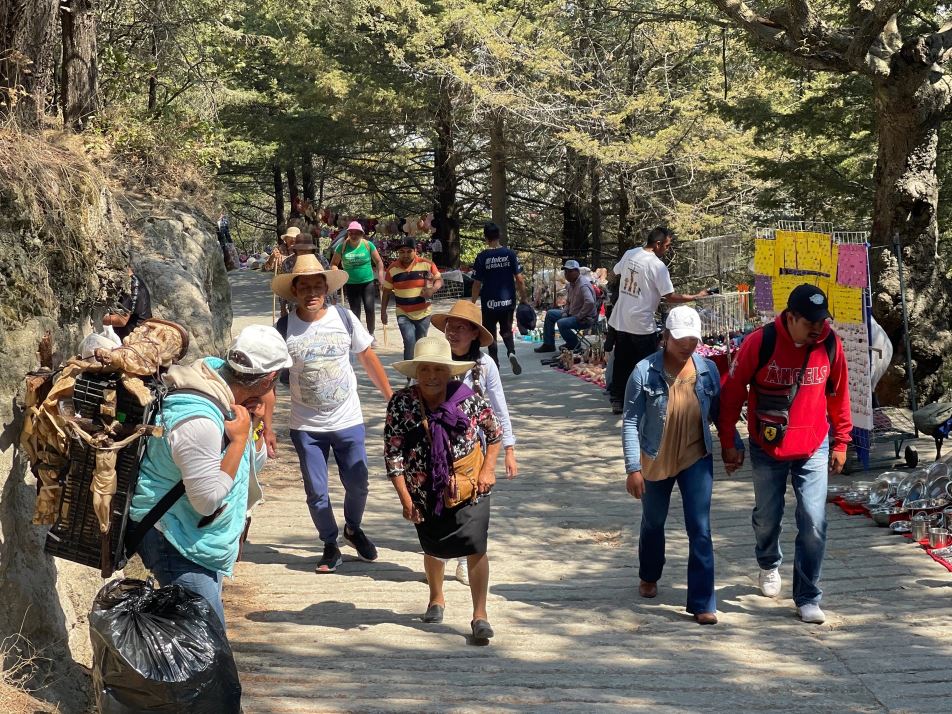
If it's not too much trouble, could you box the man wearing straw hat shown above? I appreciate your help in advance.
[272,255,393,572]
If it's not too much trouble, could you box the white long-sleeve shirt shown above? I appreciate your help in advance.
[462,354,516,448]
[166,418,236,516]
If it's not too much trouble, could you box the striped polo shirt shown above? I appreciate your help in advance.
[383,258,442,320]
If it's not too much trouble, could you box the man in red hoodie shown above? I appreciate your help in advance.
[719,284,851,625]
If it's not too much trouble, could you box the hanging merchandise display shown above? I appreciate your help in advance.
[752,223,875,466]
[689,233,753,370]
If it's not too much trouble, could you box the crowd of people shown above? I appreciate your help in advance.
[119,218,853,683]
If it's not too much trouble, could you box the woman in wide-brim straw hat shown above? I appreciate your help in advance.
[330,220,386,336]
[384,335,503,643]
[431,300,519,587]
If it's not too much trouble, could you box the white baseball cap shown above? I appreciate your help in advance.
[226,324,292,374]
[665,306,703,341]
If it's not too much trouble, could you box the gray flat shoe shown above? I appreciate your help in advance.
[471,618,494,640]
[422,604,444,623]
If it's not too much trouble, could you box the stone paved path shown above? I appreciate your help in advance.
[226,270,952,713]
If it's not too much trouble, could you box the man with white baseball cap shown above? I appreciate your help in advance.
[128,324,291,629]
[534,259,598,354]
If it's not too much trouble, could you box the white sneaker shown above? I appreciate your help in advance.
[797,603,826,624]
[455,559,469,585]
[758,568,782,597]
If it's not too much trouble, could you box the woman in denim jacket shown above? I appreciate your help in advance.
[622,306,739,625]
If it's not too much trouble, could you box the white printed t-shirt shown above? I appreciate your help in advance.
[285,307,373,432]
[608,247,674,335]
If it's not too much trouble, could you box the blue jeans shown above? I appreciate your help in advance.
[136,525,226,628]
[749,440,829,606]
[290,425,369,544]
[638,456,716,614]
[542,310,584,349]
[397,314,431,360]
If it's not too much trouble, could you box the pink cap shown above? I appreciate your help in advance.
[347,221,365,233]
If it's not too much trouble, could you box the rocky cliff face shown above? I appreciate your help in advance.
[0,132,230,710]
[121,196,233,359]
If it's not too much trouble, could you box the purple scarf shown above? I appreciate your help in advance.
[421,381,475,515]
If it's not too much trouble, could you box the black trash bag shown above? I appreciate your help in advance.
[90,578,241,713]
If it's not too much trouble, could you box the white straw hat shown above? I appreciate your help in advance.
[392,335,475,378]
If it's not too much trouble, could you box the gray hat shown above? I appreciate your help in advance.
[563,260,581,270]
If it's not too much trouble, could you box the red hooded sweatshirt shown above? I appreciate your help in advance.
[719,314,852,460]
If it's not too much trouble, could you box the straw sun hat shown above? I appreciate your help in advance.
[392,335,475,378]
[271,254,349,302]
[431,300,494,347]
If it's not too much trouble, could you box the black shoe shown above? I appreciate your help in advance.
[471,618,494,642]
[422,603,444,623]
[509,352,522,375]
[611,400,623,415]
[315,542,343,573]
[343,525,378,562]
[534,344,556,353]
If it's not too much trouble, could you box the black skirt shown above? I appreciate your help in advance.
[415,495,491,559]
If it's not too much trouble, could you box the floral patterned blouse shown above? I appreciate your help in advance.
[384,385,502,513]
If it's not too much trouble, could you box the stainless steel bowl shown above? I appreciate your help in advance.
[868,478,893,506]
[927,462,950,480]
[927,475,951,500]
[902,478,928,509]
[871,508,892,527]
[827,484,850,502]
[843,491,868,505]
[890,520,912,534]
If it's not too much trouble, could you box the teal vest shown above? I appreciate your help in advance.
[130,360,251,576]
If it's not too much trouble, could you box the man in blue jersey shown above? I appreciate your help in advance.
[470,222,528,375]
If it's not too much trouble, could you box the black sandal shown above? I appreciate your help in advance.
[471,619,494,641]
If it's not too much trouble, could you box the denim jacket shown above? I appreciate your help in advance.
[622,352,741,473]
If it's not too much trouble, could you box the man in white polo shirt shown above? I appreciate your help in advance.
[607,227,709,414]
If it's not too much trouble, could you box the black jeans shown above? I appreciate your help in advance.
[344,281,376,334]
[481,307,515,365]
[609,331,660,403]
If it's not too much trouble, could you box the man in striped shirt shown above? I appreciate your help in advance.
[381,237,444,359]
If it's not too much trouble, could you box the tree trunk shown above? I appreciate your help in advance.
[562,146,590,260]
[590,159,602,267]
[148,31,158,114]
[616,172,634,259]
[317,157,326,206]
[273,163,284,239]
[60,0,98,131]
[869,81,952,405]
[434,85,459,267]
[489,114,508,244]
[302,153,315,203]
[287,165,299,216]
[0,0,59,127]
